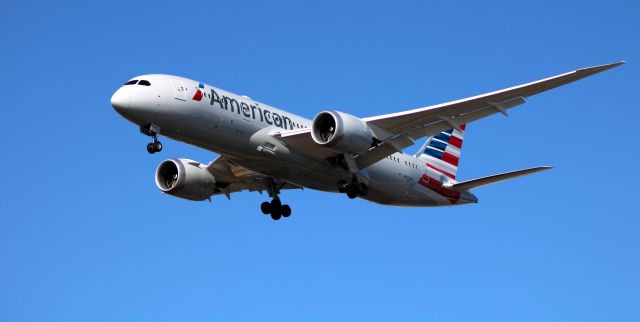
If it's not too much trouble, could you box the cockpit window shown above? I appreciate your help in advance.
[125,80,138,85]
[138,80,151,86]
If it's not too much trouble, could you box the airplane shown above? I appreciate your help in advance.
[111,61,624,220]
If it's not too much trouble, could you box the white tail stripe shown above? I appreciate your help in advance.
[445,145,461,157]
[451,129,464,139]
[421,155,458,174]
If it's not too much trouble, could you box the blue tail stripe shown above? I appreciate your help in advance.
[425,147,444,159]
[428,139,448,151]
[434,132,451,142]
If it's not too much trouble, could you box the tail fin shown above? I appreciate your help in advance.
[416,124,466,180]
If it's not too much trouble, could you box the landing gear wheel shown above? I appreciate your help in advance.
[339,177,367,199]
[271,198,281,209]
[141,125,163,154]
[260,202,271,214]
[281,205,291,217]
[261,182,293,219]
[269,197,283,220]
[146,140,162,154]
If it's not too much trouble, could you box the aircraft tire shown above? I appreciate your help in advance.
[146,143,156,154]
[260,202,271,214]
[346,189,358,199]
[154,141,163,152]
[281,205,291,217]
[270,198,283,220]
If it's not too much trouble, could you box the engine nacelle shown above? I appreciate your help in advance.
[155,158,217,201]
[311,110,376,154]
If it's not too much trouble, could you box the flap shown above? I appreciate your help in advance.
[206,156,302,198]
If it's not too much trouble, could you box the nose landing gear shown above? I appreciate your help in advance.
[141,124,162,154]
[146,137,162,154]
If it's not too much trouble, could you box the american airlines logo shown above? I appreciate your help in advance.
[192,83,302,130]
[191,82,206,101]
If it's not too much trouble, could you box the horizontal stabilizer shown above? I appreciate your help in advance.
[446,166,552,191]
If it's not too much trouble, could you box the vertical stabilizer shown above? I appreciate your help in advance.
[417,124,466,179]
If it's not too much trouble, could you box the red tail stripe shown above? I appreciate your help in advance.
[427,163,456,179]
[442,152,459,166]
[418,174,461,204]
[448,136,463,149]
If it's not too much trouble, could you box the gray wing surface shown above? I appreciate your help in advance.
[362,61,624,137]
[275,62,624,168]
[204,156,302,198]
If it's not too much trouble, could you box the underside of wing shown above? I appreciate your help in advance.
[272,128,337,159]
[205,156,302,198]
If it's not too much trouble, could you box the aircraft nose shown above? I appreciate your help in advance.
[111,88,130,114]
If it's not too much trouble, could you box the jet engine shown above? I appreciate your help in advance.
[155,158,217,201]
[311,110,376,154]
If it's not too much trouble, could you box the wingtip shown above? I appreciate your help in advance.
[579,61,626,73]
[609,60,626,67]
[530,166,553,172]
[602,60,626,67]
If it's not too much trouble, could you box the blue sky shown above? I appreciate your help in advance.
[1,0,638,321]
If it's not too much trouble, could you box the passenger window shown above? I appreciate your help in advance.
[138,80,151,86]
[125,80,138,85]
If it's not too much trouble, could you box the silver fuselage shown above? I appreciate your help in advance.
[112,74,477,206]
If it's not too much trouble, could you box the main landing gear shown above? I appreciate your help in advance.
[141,124,162,154]
[260,180,292,220]
[260,197,292,221]
[337,177,368,199]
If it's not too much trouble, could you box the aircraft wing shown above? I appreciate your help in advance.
[204,156,302,199]
[275,62,624,168]
[362,61,624,137]
[273,128,336,159]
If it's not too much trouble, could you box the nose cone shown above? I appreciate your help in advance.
[111,88,130,114]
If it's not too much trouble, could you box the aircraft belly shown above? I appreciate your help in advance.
[155,103,461,206]
[362,158,447,207]
[230,156,344,192]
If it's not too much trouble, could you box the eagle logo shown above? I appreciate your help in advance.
[192,82,205,101]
